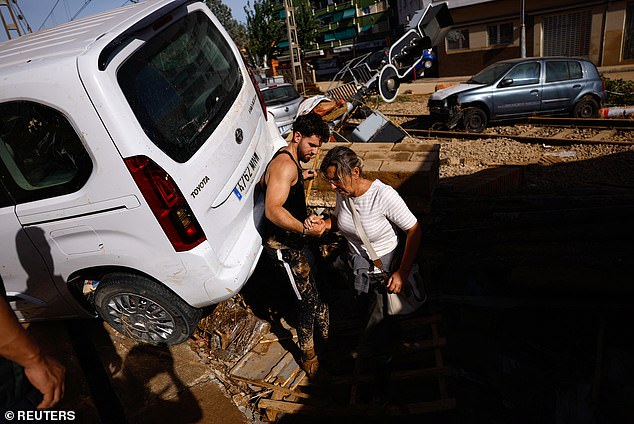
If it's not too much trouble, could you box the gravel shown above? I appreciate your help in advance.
[376,95,634,190]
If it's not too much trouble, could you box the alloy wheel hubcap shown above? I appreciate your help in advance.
[106,293,176,343]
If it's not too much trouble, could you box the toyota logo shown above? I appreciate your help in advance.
[235,128,243,144]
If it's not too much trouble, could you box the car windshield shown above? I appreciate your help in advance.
[467,62,515,84]
[118,11,242,163]
[262,86,300,106]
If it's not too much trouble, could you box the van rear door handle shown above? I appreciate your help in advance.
[530,89,539,95]
[573,84,581,88]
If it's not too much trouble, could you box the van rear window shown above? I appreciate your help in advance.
[118,12,242,163]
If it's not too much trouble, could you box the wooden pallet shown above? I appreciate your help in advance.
[229,313,456,420]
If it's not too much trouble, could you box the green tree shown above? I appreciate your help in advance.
[206,0,247,49]
[294,0,318,53]
[245,0,284,66]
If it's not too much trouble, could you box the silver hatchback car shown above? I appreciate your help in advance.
[429,57,607,132]
[260,83,304,136]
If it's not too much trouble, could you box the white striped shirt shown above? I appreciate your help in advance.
[334,179,418,258]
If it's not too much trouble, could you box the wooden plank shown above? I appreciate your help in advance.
[231,378,311,399]
[401,337,446,351]
[552,128,574,139]
[258,398,457,416]
[286,367,306,391]
[399,314,443,329]
[259,332,297,344]
[518,128,538,137]
[588,129,615,141]
[431,322,448,399]
[349,356,362,405]
[230,340,288,381]
[329,366,452,385]
[268,355,304,389]
[263,350,297,383]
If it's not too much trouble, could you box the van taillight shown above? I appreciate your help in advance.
[124,156,206,252]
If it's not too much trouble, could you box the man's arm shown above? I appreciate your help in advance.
[264,156,305,234]
[264,156,325,237]
[0,297,65,409]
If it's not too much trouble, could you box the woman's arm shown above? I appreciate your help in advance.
[304,210,337,234]
[387,220,422,294]
[325,214,337,232]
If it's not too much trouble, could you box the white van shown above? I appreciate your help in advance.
[0,0,284,344]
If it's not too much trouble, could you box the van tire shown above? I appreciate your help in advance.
[94,273,202,345]
[573,96,599,118]
[463,107,488,133]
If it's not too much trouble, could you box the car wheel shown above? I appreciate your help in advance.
[573,96,599,118]
[463,107,488,133]
[94,273,202,345]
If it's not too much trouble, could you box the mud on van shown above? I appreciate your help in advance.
[0,0,284,344]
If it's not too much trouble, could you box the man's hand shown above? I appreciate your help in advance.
[303,214,326,237]
[302,169,315,181]
[23,353,65,409]
[0,297,65,409]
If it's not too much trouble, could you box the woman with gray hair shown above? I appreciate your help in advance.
[314,145,422,402]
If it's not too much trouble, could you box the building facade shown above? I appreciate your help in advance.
[298,0,401,79]
[275,0,633,80]
[437,0,634,76]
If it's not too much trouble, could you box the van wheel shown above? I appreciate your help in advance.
[573,96,599,118]
[463,107,488,133]
[94,273,202,345]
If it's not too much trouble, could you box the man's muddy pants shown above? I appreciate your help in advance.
[263,243,329,353]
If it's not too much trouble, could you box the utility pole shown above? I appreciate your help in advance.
[283,0,305,95]
[0,0,31,40]
[520,0,526,58]
[0,0,22,40]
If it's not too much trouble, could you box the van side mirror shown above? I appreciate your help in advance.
[499,78,513,88]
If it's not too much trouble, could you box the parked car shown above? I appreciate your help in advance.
[260,83,304,136]
[403,48,437,81]
[429,57,607,132]
[0,0,284,344]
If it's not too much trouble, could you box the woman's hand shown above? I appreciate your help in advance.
[303,214,326,237]
[387,268,408,294]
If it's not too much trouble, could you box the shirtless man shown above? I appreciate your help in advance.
[260,112,330,378]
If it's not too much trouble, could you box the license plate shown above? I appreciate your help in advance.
[278,124,292,135]
[233,151,261,200]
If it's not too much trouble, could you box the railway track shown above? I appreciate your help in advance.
[381,114,634,146]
